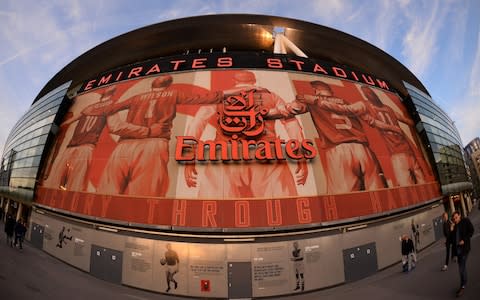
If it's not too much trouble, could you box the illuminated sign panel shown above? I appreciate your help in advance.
[37,57,440,230]
[79,53,392,93]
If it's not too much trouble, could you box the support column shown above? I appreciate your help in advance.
[16,202,23,221]
[465,193,472,213]
[449,196,455,214]
[459,193,467,217]
[0,197,3,222]
[4,199,10,217]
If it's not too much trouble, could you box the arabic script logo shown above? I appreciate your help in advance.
[219,90,268,139]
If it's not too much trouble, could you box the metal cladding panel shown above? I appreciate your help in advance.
[90,245,123,284]
[30,223,44,250]
[342,242,378,282]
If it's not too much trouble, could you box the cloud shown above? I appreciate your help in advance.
[311,0,346,19]
[0,46,33,66]
[451,97,480,145]
[445,4,469,63]
[454,30,480,144]
[371,2,396,50]
[400,1,449,77]
[449,18,480,145]
[0,0,102,150]
[0,73,28,152]
[154,0,285,21]
[469,31,480,97]
[1,3,86,67]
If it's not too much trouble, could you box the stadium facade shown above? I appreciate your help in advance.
[0,15,474,298]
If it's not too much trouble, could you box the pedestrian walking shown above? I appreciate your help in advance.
[4,214,15,247]
[441,212,455,271]
[451,211,474,297]
[14,219,27,249]
[411,220,420,251]
[401,234,416,272]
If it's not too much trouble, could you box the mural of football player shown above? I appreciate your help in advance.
[43,86,117,191]
[184,70,308,198]
[160,243,179,293]
[41,111,73,182]
[291,241,305,291]
[289,80,388,193]
[95,75,224,197]
[360,86,425,186]
[56,226,73,248]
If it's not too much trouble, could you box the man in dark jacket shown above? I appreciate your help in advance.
[452,211,474,297]
[401,234,416,272]
[4,214,15,247]
[14,220,27,249]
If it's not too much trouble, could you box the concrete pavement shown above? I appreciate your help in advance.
[1,209,479,300]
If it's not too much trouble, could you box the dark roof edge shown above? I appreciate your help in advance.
[33,14,429,103]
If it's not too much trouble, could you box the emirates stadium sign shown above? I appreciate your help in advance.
[80,53,392,93]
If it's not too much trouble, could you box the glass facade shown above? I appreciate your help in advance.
[464,137,480,198]
[0,82,71,203]
[403,82,471,195]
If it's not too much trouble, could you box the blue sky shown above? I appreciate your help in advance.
[0,0,479,151]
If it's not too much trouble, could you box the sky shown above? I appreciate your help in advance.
[0,0,479,152]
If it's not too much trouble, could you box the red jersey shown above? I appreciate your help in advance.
[164,249,179,266]
[67,99,114,147]
[367,103,412,154]
[307,97,368,149]
[106,88,222,140]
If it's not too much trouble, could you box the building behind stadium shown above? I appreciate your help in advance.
[0,15,475,298]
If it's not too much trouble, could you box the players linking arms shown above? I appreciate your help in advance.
[286,93,403,135]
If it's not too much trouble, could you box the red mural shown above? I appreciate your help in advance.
[37,69,441,230]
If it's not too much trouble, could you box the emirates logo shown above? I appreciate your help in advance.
[218,90,268,139]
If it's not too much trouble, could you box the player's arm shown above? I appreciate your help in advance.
[266,100,309,119]
[82,98,132,116]
[360,112,404,135]
[266,96,309,119]
[178,87,269,105]
[274,94,308,185]
[175,253,180,264]
[276,99,305,142]
[42,123,70,179]
[318,99,367,116]
[183,106,216,188]
[370,118,404,134]
[393,110,414,126]
[187,105,216,138]
[106,113,150,139]
[60,114,82,127]
[283,118,309,185]
[176,89,225,105]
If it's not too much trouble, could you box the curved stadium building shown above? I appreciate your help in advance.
[0,15,475,298]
